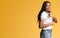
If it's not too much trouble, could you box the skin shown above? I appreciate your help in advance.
[39,3,57,28]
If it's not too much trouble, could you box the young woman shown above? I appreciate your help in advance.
[37,1,57,38]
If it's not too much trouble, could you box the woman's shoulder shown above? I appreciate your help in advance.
[41,11,47,15]
[41,11,48,19]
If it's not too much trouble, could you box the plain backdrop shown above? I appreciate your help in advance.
[0,0,60,38]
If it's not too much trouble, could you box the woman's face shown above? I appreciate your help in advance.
[45,3,51,11]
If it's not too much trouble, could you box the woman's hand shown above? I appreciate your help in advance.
[50,13,57,23]
[50,21,55,25]
[50,13,54,18]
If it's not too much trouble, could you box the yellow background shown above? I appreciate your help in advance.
[0,0,60,38]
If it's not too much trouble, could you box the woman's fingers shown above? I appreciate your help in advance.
[53,17,57,23]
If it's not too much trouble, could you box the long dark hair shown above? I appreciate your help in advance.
[37,1,51,22]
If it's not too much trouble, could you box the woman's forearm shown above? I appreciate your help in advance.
[50,13,57,23]
[40,24,49,28]
[52,17,57,23]
[40,22,52,28]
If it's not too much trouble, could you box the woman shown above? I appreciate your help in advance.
[37,1,57,38]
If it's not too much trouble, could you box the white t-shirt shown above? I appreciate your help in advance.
[41,11,53,30]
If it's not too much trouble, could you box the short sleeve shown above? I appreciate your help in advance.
[41,12,47,20]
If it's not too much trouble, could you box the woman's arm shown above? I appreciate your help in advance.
[50,13,57,23]
[52,17,57,23]
[39,19,53,28]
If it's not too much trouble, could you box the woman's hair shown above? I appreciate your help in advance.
[37,1,51,22]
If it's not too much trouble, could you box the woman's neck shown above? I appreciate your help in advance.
[45,10,50,13]
[45,10,50,17]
